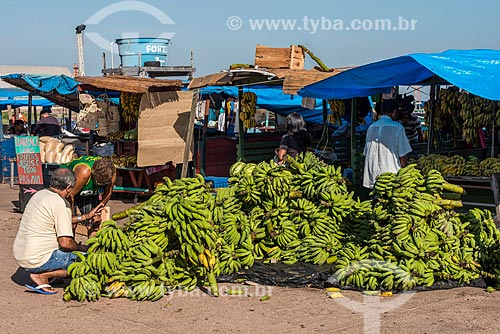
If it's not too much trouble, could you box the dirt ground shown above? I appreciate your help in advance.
[1,183,500,334]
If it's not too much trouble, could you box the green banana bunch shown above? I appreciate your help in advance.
[88,220,130,260]
[63,273,101,302]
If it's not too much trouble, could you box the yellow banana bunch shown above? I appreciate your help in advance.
[328,99,345,125]
[110,154,137,167]
[435,87,500,145]
[108,130,127,140]
[414,153,500,177]
[240,92,257,130]
[120,92,142,124]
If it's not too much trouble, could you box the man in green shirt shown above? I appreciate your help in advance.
[64,156,116,235]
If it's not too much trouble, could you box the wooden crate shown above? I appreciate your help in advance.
[254,45,304,69]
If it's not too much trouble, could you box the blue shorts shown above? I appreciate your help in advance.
[23,249,78,274]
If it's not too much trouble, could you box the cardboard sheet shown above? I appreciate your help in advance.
[137,91,194,167]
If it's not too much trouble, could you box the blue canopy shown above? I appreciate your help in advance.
[299,49,500,101]
[1,74,79,95]
[1,74,80,111]
[0,98,54,108]
[0,88,32,98]
[200,85,327,124]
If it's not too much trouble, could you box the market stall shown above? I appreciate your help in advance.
[75,75,189,199]
[299,48,500,211]
[188,45,358,180]
[0,75,82,209]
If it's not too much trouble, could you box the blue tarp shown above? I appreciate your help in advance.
[0,88,31,98]
[0,99,54,108]
[0,88,55,109]
[1,74,79,95]
[299,49,500,101]
[200,85,327,124]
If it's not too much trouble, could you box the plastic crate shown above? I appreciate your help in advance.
[1,138,17,182]
[204,176,229,189]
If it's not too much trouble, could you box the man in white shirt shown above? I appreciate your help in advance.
[13,168,89,294]
[363,99,412,189]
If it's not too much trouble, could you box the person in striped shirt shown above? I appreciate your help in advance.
[398,95,423,144]
[399,110,424,144]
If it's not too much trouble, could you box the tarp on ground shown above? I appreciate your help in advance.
[298,49,500,101]
[200,85,327,124]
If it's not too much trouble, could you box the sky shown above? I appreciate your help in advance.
[1,0,499,82]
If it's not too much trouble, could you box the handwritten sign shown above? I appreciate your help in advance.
[14,136,40,154]
[15,136,43,185]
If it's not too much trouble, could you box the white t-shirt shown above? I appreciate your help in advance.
[363,115,412,188]
[13,189,74,269]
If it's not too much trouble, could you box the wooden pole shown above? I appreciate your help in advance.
[181,90,198,178]
[427,76,436,155]
[322,99,328,144]
[491,115,495,158]
[350,98,358,186]
[200,97,210,175]
[7,105,13,127]
[68,106,73,132]
[27,93,33,134]
[237,86,244,161]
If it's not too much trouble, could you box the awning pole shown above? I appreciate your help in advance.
[27,93,33,134]
[322,99,328,145]
[350,98,357,186]
[181,90,198,178]
[68,107,73,132]
[492,115,495,158]
[237,86,244,161]
[200,96,210,175]
[427,76,436,155]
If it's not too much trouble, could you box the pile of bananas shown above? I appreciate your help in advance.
[427,87,500,145]
[110,154,137,168]
[108,131,127,140]
[239,92,257,130]
[64,176,220,303]
[219,153,352,269]
[64,152,500,302]
[328,99,345,126]
[120,92,142,124]
[413,154,500,177]
[348,163,485,290]
[223,157,500,291]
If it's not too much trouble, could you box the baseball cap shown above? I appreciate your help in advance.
[40,107,52,115]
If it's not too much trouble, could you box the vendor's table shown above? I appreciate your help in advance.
[114,167,153,203]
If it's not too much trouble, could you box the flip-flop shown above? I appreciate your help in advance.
[25,284,57,295]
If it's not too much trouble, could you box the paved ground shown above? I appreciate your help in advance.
[1,183,500,334]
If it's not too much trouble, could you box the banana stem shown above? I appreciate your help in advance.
[111,202,147,220]
[207,270,219,297]
[298,45,331,72]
